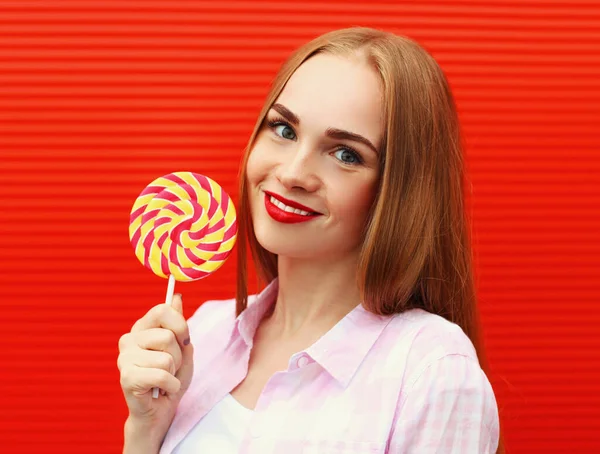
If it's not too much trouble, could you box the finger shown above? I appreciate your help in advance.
[130,303,190,348]
[131,330,183,372]
[118,346,179,376]
[118,332,134,353]
[120,365,181,396]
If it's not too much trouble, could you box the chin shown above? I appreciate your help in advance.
[253,223,320,259]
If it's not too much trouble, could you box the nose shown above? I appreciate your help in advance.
[275,145,321,193]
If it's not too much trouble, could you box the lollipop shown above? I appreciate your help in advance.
[129,171,237,397]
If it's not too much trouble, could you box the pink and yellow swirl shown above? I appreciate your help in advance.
[129,172,237,281]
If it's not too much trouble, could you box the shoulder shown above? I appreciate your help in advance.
[183,297,238,366]
[388,349,500,452]
[186,293,261,340]
[381,310,499,450]
[187,297,235,334]
[372,308,485,392]
[380,308,479,364]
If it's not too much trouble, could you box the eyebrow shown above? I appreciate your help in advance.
[270,103,379,155]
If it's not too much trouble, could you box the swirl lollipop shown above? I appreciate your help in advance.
[129,171,237,397]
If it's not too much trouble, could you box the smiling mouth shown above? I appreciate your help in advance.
[263,191,322,224]
[267,195,316,216]
[264,191,321,215]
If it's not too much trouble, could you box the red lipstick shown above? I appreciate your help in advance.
[263,191,321,224]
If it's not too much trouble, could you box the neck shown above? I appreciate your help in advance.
[265,252,362,340]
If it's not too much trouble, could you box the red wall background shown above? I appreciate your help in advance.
[1,1,599,452]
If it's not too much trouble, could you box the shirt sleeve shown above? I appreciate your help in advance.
[387,354,499,453]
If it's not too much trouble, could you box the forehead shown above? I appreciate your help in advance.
[274,53,384,148]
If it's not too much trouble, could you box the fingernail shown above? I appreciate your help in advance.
[183,337,190,346]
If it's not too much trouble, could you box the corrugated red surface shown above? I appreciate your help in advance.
[1,1,599,452]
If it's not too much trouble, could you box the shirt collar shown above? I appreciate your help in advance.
[227,278,395,388]
[226,278,279,348]
[306,304,394,387]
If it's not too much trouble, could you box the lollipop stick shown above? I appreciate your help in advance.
[152,274,176,399]
[165,273,176,306]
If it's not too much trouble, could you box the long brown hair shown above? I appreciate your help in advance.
[235,27,504,453]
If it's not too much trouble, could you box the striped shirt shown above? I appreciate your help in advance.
[160,279,499,453]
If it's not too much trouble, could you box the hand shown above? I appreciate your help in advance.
[118,294,194,439]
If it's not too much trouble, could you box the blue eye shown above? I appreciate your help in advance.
[276,125,296,140]
[333,148,363,166]
[267,118,296,140]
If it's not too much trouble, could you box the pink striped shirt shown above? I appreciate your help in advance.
[160,279,499,453]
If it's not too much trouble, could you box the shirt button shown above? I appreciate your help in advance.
[297,355,309,368]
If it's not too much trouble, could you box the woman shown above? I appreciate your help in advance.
[118,27,502,453]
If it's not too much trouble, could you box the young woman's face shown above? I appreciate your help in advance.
[247,53,383,261]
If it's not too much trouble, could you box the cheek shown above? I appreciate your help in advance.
[245,149,261,186]
[332,177,378,225]
[245,140,275,186]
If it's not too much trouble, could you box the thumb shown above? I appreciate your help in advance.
[171,293,183,315]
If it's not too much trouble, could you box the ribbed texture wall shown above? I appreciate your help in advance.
[1,1,599,452]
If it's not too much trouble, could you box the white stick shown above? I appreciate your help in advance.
[152,274,176,399]
[165,273,176,306]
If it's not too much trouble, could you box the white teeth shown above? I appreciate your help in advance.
[269,196,311,216]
